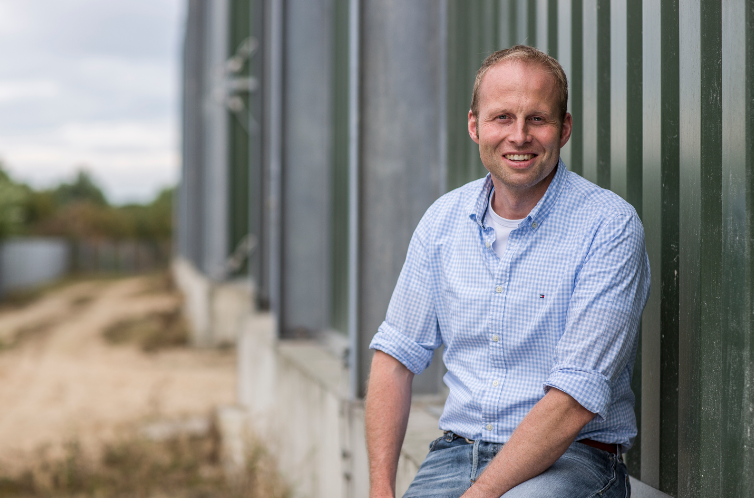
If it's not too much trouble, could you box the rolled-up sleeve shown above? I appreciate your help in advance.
[544,212,650,421]
[369,228,442,375]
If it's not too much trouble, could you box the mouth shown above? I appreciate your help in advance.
[503,153,536,162]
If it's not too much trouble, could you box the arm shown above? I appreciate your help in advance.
[365,350,415,498]
[461,388,595,498]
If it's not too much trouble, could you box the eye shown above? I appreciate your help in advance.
[530,116,543,122]
[496,114,510,120]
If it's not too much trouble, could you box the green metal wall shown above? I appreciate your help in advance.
[228,0,252,276]
[227,0,265,289]
[446,1,754,496]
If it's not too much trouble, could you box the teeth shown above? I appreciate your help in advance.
[505,154,533,161]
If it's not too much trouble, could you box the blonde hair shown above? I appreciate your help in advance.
[470,45,568,122]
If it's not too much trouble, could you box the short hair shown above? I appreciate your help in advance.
[470,45,568,123]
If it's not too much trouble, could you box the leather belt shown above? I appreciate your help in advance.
[443,430,474,444]
[444,431,620,455]
[578,438,620,455]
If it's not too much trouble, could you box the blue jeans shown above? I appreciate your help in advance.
[403,432,630,498]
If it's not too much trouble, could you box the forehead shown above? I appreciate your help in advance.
[477,60,559,113]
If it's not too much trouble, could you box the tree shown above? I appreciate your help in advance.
[0,166,28,239]
[54,169,108,207]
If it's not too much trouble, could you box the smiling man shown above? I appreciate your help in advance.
[365,45,650,498]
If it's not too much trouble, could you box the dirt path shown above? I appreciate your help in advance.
[0,275,236,471]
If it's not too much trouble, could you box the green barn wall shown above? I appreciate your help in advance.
[444,1,753,496]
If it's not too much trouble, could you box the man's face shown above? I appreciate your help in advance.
[468,60,571,197]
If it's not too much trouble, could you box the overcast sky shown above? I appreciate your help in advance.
[0,0,184,204]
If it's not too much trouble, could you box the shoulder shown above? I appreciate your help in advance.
[557,172,646,261]
[414,177,486,238]
[560,170,641,226]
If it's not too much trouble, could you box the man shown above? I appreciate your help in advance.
[365,45,650,498]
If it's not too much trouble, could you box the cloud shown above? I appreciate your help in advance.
[0,80,60,103]
[0,0,184,204]
[59,121,174,151]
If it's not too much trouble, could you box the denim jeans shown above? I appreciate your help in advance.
[403,432,630,498]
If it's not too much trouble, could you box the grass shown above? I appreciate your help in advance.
[0,431,291,498]
[102,308,189,353]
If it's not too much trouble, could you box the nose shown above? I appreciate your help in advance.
[508,119,531,145]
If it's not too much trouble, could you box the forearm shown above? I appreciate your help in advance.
[365,350,415,498]
[462,388,595,498]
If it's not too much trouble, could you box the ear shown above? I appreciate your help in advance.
[468,110,480,144]
[560,112,573,148]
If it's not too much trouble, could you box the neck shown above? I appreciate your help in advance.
[489,167,557,219]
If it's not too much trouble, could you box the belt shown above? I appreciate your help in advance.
[577,438,620,455]
[443,430,474,444]
[444,432,620,456]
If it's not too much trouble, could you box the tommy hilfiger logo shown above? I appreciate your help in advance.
[539,294,545,299]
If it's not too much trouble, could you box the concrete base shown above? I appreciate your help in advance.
[172,257,253,347]
[236,311,443,498]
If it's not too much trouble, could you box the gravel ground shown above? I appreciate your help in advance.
[0,274,236,473]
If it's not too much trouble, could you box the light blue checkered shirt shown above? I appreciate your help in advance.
[370,160,650,450]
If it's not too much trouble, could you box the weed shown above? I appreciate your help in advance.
[102,307,189,352]
[0,432,291,498]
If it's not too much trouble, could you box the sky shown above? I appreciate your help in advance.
[0,0,184,205]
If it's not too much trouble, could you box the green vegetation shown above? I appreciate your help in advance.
[0,161,173,242]
[0,432,291,498]
[103,307,189,352]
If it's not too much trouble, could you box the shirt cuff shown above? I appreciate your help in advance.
[369,321,435,375]
[544,368,611,421]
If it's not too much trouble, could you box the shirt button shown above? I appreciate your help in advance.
[486,424,493,431]
[492,335,499,342]
[492,380,499,387]
[531,222,538,229]
[495,286,503,293]
[485,241,490,248]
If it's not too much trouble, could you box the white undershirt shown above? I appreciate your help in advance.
[485,191,525,259]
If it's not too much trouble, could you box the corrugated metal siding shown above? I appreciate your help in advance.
[179,1,754,494]
[444,1,754,496]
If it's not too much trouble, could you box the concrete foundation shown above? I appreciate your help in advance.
[235,308,443,498]
[173,257,252,347]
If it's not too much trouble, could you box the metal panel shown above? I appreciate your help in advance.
[581,0,597,182]
[596,0,610,189]
[280,0,333,336]
[180,0,208,268]
[678,0,703,495]
[695,1,724,494]
[248,0,267,304]
[517,0,529,43]
[610,0,626,201]
[556,0,572,168]
[569,0,583,174]
[536,0,548,50]
[265,0,283,320]
[640,0,662,486]
[721,0,753,494]
[657,1,680,494]
[201,0,231,277]
[330,0,350,335]
[355,0,444,397]
[445,1,495,190]
[228,0,251,277]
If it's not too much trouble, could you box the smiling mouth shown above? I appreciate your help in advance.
[504,154,535,161]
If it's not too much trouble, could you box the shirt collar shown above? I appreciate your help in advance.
[467,158,568,230]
